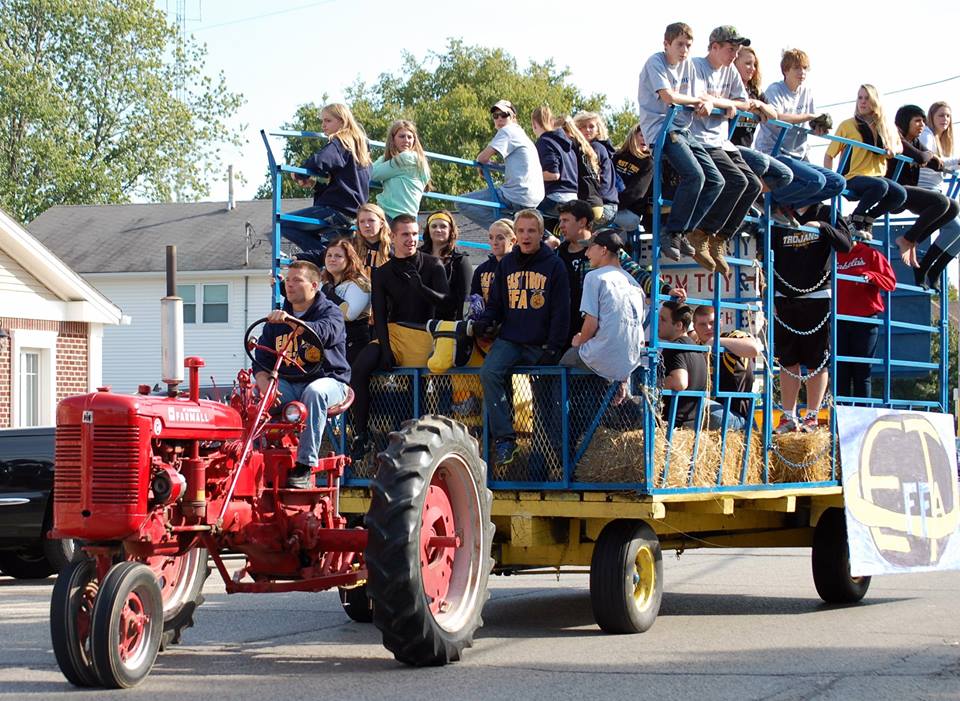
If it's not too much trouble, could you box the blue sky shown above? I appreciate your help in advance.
[167,0,960,202]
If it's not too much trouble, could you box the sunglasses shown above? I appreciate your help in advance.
[491,111,511,119]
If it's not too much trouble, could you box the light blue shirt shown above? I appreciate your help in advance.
[489,122,544,207]
[689,57,746,150]
[577,266,645,382]
[637,52,696,146]
[754,80,816,159]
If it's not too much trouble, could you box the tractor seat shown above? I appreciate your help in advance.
[327,386,354,418]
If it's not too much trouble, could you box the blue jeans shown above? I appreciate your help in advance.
[459,187,518,230]
[276,376,348,466]
[279,205,353,253]
[613,208,642,232]
[771,156,846,209]
[480,339,542,443]
[661,129,724,233]
[737,147,793,192]
[845,176,908,220]
[707,400,747,430]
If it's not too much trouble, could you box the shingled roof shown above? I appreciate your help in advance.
[26,199,493,274]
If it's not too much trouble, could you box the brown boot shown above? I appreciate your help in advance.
[708,235,730,275]
[687,229,716,272]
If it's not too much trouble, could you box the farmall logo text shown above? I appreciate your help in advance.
[166,406,212,423]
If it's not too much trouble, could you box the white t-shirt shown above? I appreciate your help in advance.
[690,56,746,151]
[754,80,816,159]
[577,265,645,382]
[637,52,696,145]
[489,122,545,207]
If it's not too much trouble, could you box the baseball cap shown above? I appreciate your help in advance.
[591,229,626,253]
[490,100,516,116]
[709,25,751,46]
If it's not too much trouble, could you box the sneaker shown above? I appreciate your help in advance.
[774,414,800,434]
[678,233,696,257]
[494,439,519,467]
[846,214,873,240]
[708,235,730,275]
[771,207,799,228]
[662,233,682,261]
[801,412,820,432]
[286,462,314,489]
[687,229,716,272]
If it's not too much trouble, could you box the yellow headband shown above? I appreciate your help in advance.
[426,211,454,228]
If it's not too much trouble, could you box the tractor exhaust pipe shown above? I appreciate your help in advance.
[160,245,184,397]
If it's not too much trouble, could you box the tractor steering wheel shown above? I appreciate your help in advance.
[244,315,327,381]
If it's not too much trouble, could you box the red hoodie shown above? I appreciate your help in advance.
[836,243,897,317]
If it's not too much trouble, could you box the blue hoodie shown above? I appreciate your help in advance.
[481,244,570,352]
[535,129,578,198]
[592,139,619,205]
[253,292,350,384]
[301,137,371,217]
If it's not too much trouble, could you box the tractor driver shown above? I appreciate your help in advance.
[254,260,351,489]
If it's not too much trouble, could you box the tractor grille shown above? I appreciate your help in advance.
[54,426,82,503]
[91,425,141,505]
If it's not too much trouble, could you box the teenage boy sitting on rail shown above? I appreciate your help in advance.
[691,304,762,430]
[753,49,845,225]
[474,209,570,467]
[688,26,763,274]
[773,205,853,433]
[637,22,724,262]
[657,300,708,429]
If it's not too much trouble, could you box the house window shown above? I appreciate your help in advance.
[177,285,197,324]
[202,284,229,323]
[19,350,41,427]
[176,284,228,324]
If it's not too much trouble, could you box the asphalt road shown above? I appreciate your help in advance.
[2,548,958,700]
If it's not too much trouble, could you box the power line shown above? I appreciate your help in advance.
[819,74,960,109]
[192,1,335,32]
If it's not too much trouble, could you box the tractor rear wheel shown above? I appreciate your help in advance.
[590,519,663,634]
[90,562,163,688]
[50,557,100,687]
[366,416,493,666]
[812,508,871,604]
[139,547,209,648]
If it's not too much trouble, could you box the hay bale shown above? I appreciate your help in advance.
[769,428,837,483]
[575,425,763,487]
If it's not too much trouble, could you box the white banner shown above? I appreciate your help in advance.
[837,406,960,576]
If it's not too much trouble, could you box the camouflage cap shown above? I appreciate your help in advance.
[709,26,751,46]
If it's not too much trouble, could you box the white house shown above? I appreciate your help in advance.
[26,199,283,393]
[0,208,121,427]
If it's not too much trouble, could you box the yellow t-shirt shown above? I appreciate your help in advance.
[826,118,887,179]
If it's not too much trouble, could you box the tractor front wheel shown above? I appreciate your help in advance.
[140,547,209,648]
[366,416,493,666]
[50,557,100,687]
[90,562,163,688]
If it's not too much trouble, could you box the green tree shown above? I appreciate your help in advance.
[258,40,637,206]
[0,0,244,222]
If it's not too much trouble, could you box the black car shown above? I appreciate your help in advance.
[0,427,74,579]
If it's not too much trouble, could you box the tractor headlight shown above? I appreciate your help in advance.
[283,401,307,423]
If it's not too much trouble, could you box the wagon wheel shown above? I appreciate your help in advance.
[136,547,209,648]
[812,507,871,604]
[590,519,663,633]
[50,557,100,687]
[365,415,494,665]
[90,562,163,689]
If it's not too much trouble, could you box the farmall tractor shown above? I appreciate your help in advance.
[49,249,493,688]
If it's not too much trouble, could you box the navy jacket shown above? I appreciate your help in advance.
[254,293,350,384]
[593,139,619,205]
[481,245,570,352]
[301,137,371,216]
[535,129,578,198]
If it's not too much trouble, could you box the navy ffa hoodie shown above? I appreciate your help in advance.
[481,245,570,351]
[253,293,350,384]
[535,129,578,197]
[592,139,619,205]
[301,137,371,216]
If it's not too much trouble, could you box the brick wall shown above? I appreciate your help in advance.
[0,318,89,428]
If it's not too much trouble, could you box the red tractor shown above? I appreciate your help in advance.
[49,302,493,688]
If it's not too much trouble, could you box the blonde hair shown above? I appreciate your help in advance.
[531,104,558,131]
[617,123,650,159]
[560,116,599,174]
[857,84,900,153]
[322,103,372,167]
[573,111,609,141]
[735,46,762,97]
[383,119,430,178]
[354,203,391,269]
[780,48,810,75]
[927,101,954,157]
[489,218,517,241]
[321,237,370,292]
